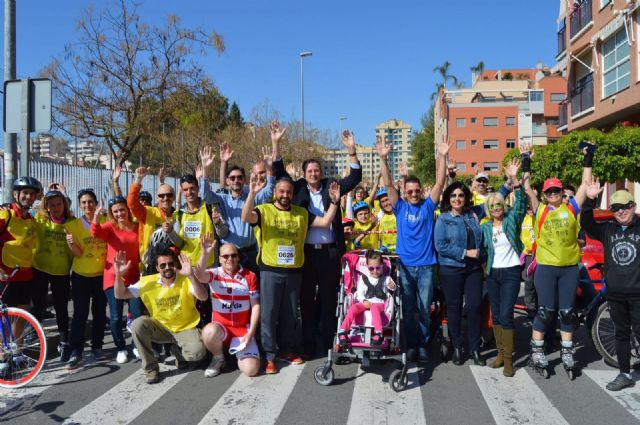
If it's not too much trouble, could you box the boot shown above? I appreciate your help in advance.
[490,325,503,368]
[502,328,515,377]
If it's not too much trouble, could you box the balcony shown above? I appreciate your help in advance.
[557,22,566,56]
[559,103,568,127]
[569,0,592,39]
[570,74,594,118]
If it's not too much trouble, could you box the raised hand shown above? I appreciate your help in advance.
[112,165,122,182]
[261,145,274,168]
[342,130,356,152]
[201,233,217,255]
[504,158,521,181]
[158,166,166,184]
[375,136,391,159]
[585,177,603,199]
[114,250,131,275]
[286,163,298,179]
[436,135,452,157]
[195,163,204,181]
[518,142,532,156]
[270,119,287,143]
[178,253,193,276]
[219,141,234,163]
[64,228,75,245]
[329,181,341,203]
[162,216,173,234]
[211,206,222,225]
[95,201,105,217]
[200,145,216,173]
[135,166,150,184]
[248,172,266,193]
[57,182,67,195]
[398,162,408,177]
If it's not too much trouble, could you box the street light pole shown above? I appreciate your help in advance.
[3,0,17,203]
[339,116,347,135]
[300,51,312,142]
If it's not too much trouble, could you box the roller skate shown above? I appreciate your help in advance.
[560,341,576,380]
[528,339,549,378]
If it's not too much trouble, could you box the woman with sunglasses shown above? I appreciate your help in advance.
[32,185,75,361]
[63,189,108,369]
[522,142,591,379]
[91,196,143,364]
[480,159,525,377]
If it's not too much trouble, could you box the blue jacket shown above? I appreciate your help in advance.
[434,210,484,268]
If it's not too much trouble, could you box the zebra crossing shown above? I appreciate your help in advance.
[2,350,640,425]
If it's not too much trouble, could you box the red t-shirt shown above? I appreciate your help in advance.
[206,266,259,330]
[90,221,140,290]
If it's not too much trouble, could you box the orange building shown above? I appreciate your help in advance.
[434,67,568,176]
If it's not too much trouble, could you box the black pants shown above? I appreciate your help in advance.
[608,297,640,374]
[301,245,341,355]
[32,269,71,342]
[69,273,107,354]
[439,265,484,351]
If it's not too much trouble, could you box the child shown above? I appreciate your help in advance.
[342,217,355,251]
[338,250,396,346]
[352,201,379,250]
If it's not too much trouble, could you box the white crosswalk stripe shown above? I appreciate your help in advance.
[346,366,425,425]
[197,363,305,425]
[61,363,190,425]
[470,365,570,425]
[583,369,640,421]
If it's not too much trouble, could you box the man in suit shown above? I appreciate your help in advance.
[273,129,362,357]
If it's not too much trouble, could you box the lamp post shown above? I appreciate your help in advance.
[300,51,312,142]
[339,116,347,135]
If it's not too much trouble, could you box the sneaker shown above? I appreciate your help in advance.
[606,373,635,391]
[145,369,160,384]
[337,331,350,349]
[204,356,226,378]
[277,353,305,365]
[371,332,384,346]
[58,342,71,363]
[116,350,129,364]
[91,348,106,360]
[133,347,140,361]
[265,360,277,374]
[66,353,83,370]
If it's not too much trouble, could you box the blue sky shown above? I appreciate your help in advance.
[2,0,560,148]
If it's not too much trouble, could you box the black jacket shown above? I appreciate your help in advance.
[581,198,640,299]
[272,159,362,256]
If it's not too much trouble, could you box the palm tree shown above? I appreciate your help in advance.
[470,60,485,75]
[433,61,459,88]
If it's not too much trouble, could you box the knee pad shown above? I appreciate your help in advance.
[537,306,556,327]
[559,308,578,327]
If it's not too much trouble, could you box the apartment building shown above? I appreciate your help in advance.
[322,119,414,184]
[31,134,70,159]
[555,0,640,131]
[434,68,567,175]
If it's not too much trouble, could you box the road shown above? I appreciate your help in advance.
[1,314,639,424]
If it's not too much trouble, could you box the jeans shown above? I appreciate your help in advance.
[70,273,107,354]
[398,262,434,348]
[486,266,521,330]
[104,287,143,351]
[608,298,640,374]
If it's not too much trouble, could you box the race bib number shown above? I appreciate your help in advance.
[277,245,295,266]
[183,221,202,239]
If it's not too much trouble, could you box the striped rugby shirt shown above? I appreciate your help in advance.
[205,266,259,329]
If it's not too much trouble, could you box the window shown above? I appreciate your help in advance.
[602,28,630,98]
[456,162,467,173]
[547,118,559,126]
[456,118,466,127]
[483,140,499,150]
[483,162,499,171]
[481,96,496,103]
[483,117,498,127]
[503,96,513,102]
[506,117,516,127]
[470,117,477,124]
[471,139,477,146]
[471,162,477,169]
[529,91,543,102]
[550,93,566,103]
[601,0,612,7]
[456,140,465,150]
[506,139,516,149]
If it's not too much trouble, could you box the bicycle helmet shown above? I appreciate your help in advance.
[13,177,43,194]
[375,188,388,200]
[139,191,152,204]
[353,201,370,213]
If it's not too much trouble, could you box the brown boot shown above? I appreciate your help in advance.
[502,328,515,377]
[490,325,503,368]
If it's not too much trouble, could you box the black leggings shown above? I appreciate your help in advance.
[32,269,71,342]
[532,264,578,333]
[608,298,640,374]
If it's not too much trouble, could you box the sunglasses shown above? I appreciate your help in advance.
[544,188,562,195]
[157,193,173,198]
[228,175,244,181]
[450,193,465,199]
[220,253,239,260]
[368,266,383,272]
[611,203,634,213]
[406,189,421,195]
[158,261,176,269]
[108,195,126,206]
[489,202,504,210]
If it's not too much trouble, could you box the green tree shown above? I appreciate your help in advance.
[411,108,436,184]
[228,102,245,127]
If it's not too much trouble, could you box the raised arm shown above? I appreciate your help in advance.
[519,143,539,212]
[367,173,381,207]
[429,135,452,204]
[179,252,208,302]
[310,181,341,228]
[218,141,233,189]
[375,136,399,207]
[128,167,150,223]
[270,119,286,162]
[574,141,595,208]
[111,165,123,197]
[114,250,134,300]
[90,202,110,240]
[241,172,266,225]
[194,234,217,284]
[580,176,605,242]
[337,130,362,196]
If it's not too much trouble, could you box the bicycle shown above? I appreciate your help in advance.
[0,267,48,388]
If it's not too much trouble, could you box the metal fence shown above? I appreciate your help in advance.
[0,160,211,216]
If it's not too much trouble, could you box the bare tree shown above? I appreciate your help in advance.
[42,0,225,166]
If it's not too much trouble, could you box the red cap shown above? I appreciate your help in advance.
[542,178,563,192]
[342,217,354,225]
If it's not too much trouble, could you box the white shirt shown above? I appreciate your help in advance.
[491,226,521,268]
[305,184,335,244]
[355,274,394,304]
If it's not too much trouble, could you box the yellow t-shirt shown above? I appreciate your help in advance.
[136,274,200,333]
[64,216,107,277]
[254,204,308,269]
[520,214,535,255]
[0,209,37,270]
[175,204,215,267]
[353,219,379,250]
[33,215,73,276]
[377,212,397,253]
[473,191,488,207]
[534,203,580,266]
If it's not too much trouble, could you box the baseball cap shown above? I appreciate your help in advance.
[475,173,489,181]
[542,178,563,192]
[609,190,635,206]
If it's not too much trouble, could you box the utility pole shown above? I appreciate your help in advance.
[3,0,17,203]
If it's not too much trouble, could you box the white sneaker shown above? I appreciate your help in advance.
[116,350,129,364]
[204,356,225,378]
[133,347,140,360]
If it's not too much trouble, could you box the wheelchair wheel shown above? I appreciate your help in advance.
[590,301,619,368]
[314,366,335,386]
[389,369,408,392]
[0,307,48,388]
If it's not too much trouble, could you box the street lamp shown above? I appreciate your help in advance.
[300,51,313,142]
[339,116,347,134]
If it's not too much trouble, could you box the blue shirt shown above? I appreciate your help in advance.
[393,197,437,266]
[200,176,275,248]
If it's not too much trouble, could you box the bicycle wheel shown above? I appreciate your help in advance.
[590,301,619,368]
[0,307,47,388]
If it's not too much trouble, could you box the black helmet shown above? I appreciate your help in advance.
[139,191,152,204]
[13,176,43,193]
